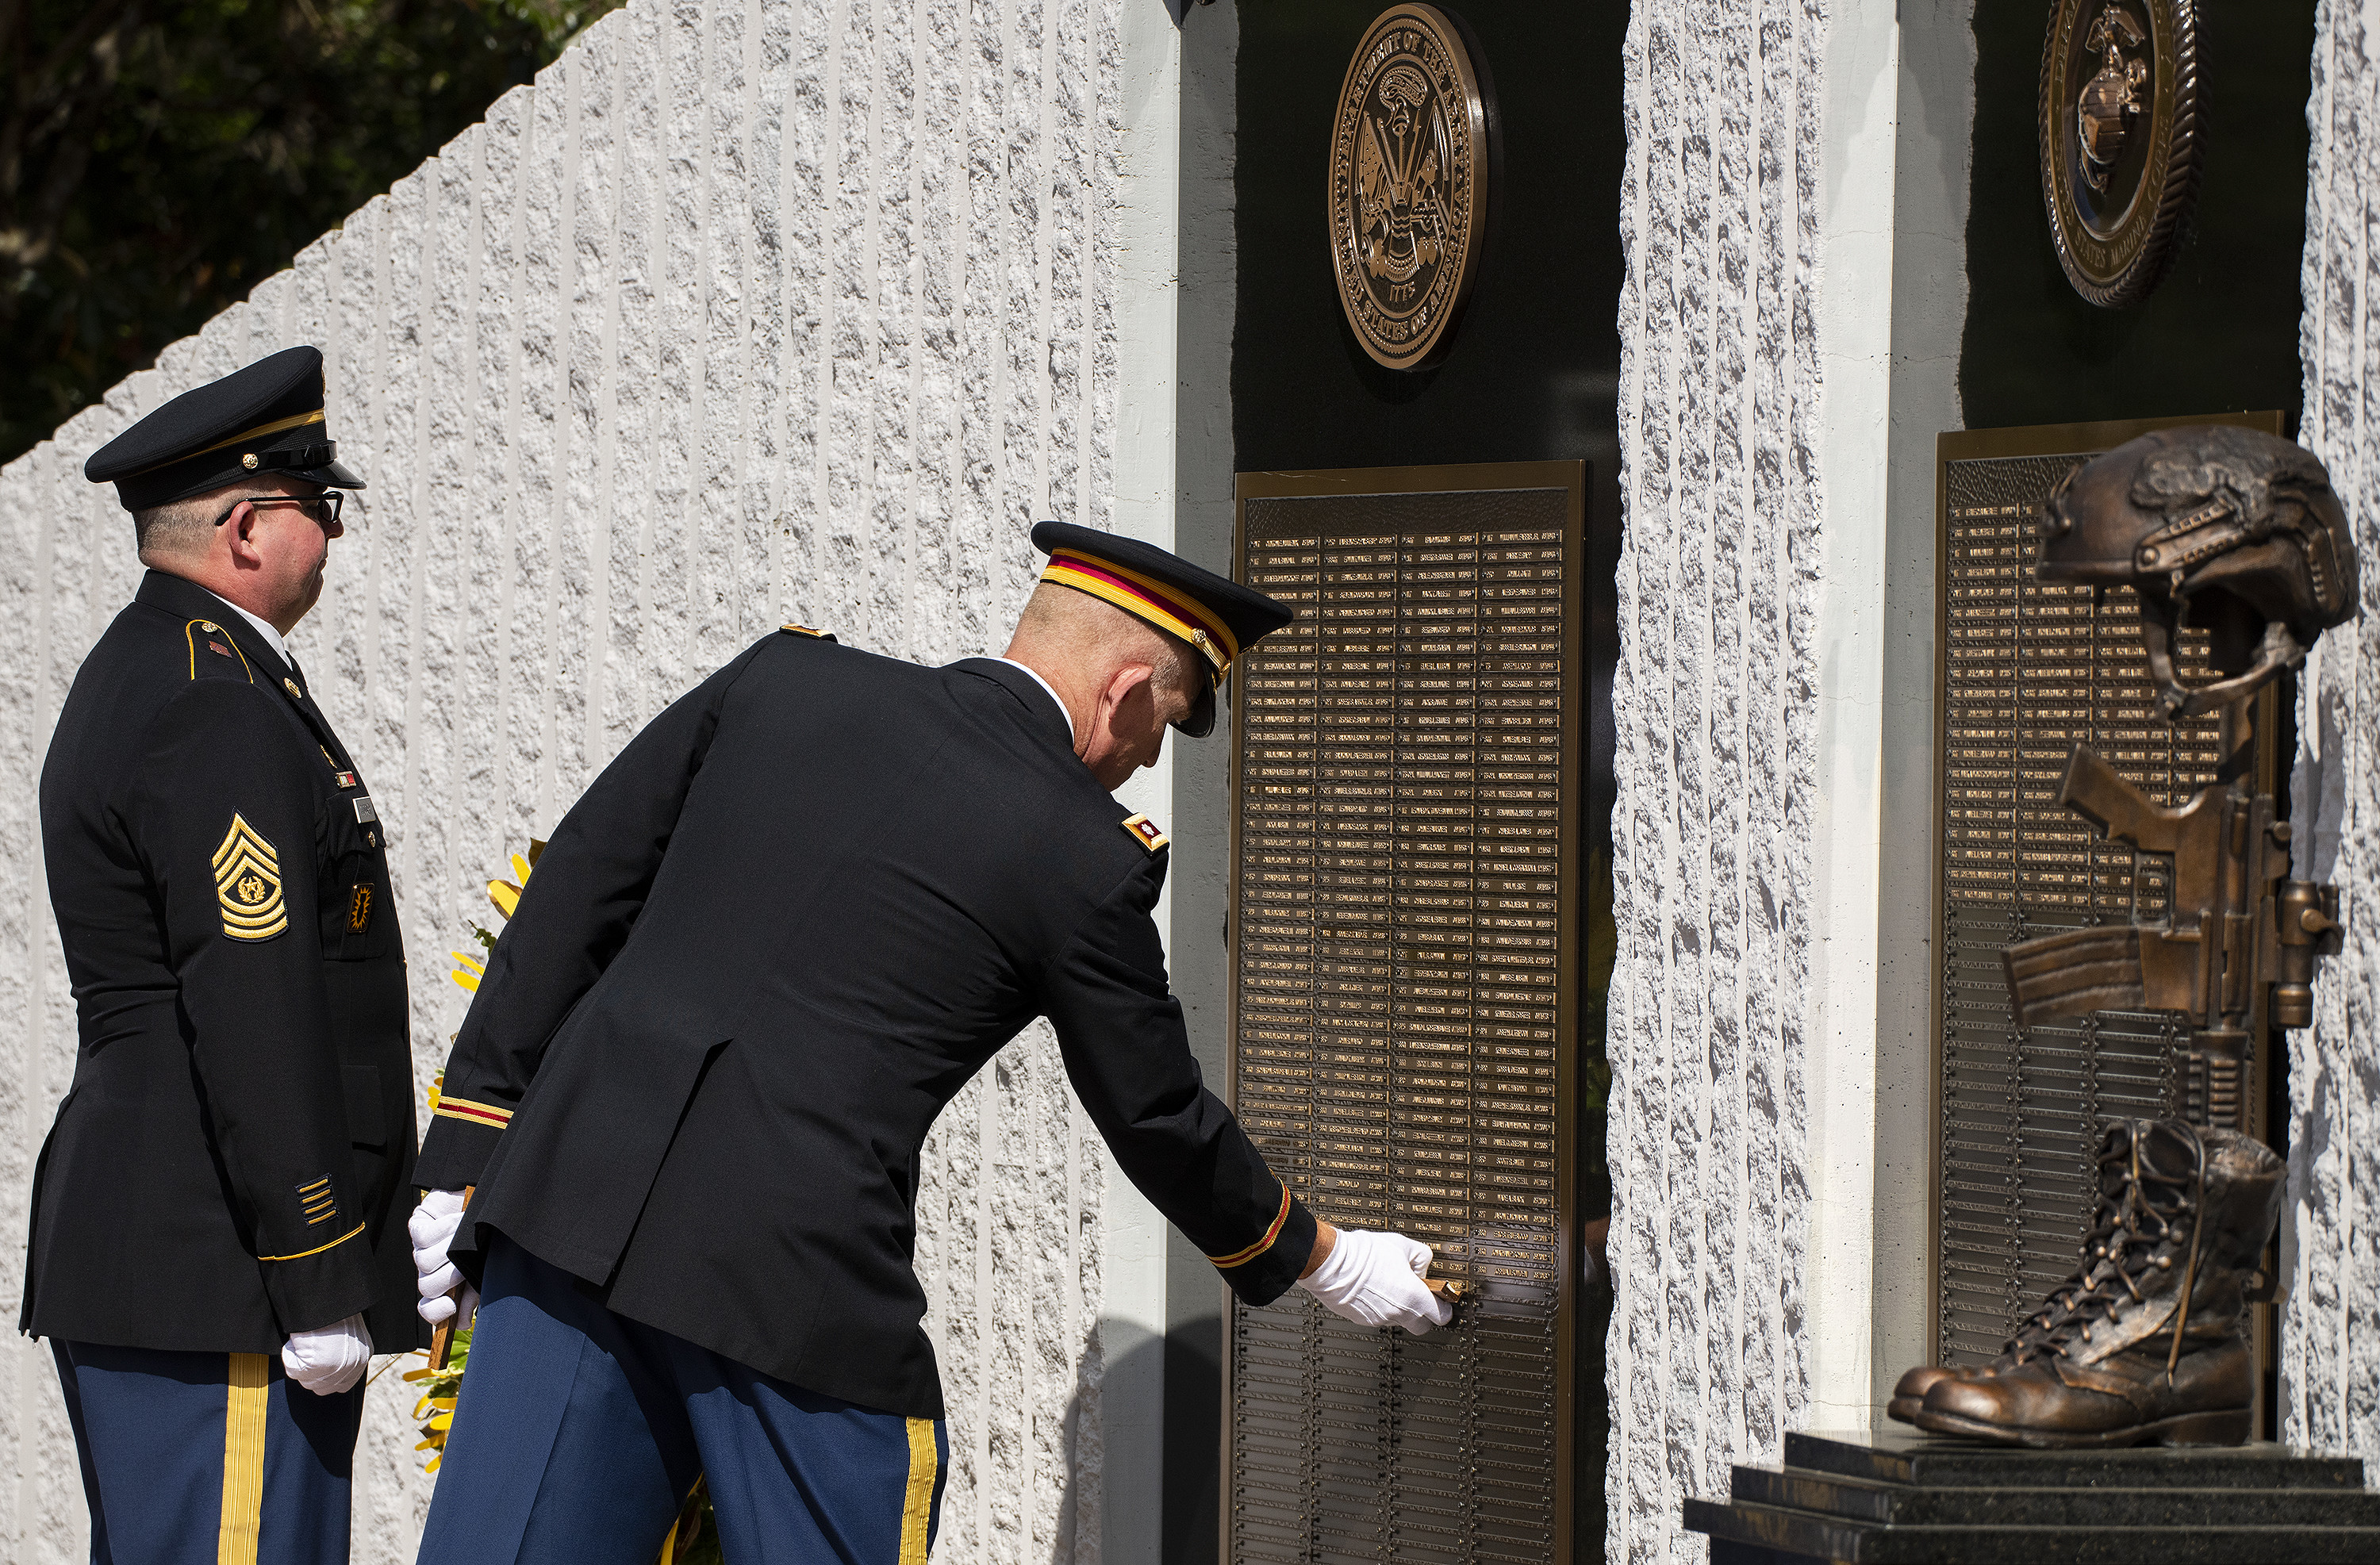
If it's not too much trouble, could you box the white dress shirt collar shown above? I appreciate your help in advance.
[202,589,292,666]
[993,658,1076,746]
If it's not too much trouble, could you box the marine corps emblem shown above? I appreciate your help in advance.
[2040,0,2201,308]
[1328,5,1491,371]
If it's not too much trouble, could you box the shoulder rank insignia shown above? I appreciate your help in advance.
[780,623,837,641]
[1121,812,1169,852]
[183,619,252,682]
[213,815,288,940]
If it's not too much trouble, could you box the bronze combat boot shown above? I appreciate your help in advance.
[1889,1365,1956,1423]
[1887,1312,2063,1422]
[1890,1362,1994,1424]
[1887,1183,2137,1425]
[1913,1118,2282,1448]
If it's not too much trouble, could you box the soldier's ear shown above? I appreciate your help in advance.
[1094,661,1160,730]
[221,502,263,563]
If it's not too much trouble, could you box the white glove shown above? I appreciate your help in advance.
[410,1188,477,1327]
[1295,1229,1453,1335]
[282,1314,373,1394]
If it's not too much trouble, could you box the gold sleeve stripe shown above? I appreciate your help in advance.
[434,1097,514,1130]
[1207,1187,1294,1269]
[258,1218,366,1262]
[218,1352,271,1565]
[898,1417,939,1564]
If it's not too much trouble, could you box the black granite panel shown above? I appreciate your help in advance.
[1687,1429,2380,1564]
[1731,1463,2380,1526]
[1687,1498,2380,1563]
[1787,1429,2369,1491]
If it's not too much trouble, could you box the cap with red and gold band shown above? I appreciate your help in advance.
[1030,520,1296,737]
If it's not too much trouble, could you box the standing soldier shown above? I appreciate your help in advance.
[409,524,1451,1563]
[22,347,423,1563]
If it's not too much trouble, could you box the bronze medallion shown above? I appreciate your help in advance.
[1327,5,1491,371]
[2040,0,2202,308]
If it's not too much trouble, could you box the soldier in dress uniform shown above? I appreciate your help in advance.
[21,346,423,1564]
[408,521,1451,1563]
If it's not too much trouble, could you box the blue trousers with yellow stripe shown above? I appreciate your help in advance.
[52,1338,363,1565]
[419,1234,946,1565]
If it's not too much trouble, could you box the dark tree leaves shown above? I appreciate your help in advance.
[0,0,620,464]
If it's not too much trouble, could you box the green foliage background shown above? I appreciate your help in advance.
[1,0,623,466]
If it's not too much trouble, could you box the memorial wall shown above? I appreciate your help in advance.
[13,0,2380,1558]
[0,0,1138,1557]
[1222,7,1618,1558]
[1948,0,2320,1446]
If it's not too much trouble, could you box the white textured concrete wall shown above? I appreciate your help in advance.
[2288,0,2380,1468]
[0,0,1129,1558]
[1607,1,1830,1559]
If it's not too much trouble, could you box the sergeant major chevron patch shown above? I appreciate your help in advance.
[213,815,288,941]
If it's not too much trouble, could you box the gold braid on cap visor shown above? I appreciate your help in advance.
[124,409,328,478]
[1039,552,1240,677]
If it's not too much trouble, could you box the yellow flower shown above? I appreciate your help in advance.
[406,1325,472,1474]
[486,846,543,920]
[450,840,544,993]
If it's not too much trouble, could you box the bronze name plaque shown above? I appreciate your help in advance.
[1226,463,1582,1565]
[1932,416,2276,1369]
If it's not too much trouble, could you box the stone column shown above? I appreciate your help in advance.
[2286,0,2380,1470]
[1608,2,1971,1557]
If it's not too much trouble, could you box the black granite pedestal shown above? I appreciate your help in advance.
[1683,1427,2380,1563]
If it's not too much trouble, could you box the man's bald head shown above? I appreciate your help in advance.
[1003,581,1205,788]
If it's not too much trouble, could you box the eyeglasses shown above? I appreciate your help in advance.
[214,492,345,528]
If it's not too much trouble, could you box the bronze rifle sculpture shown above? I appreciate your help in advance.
[1895,425,2355,1448]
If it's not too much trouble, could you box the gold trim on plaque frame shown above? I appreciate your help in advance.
[1929,412,2282,1421]
[1224,460,1583,1565]
[1326,6,1493,371]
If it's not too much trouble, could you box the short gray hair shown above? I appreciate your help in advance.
[1015,580,1200,703]
[131,493,221,562]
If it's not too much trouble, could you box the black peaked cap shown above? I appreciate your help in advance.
[84,346,365,512]
[1031,520,1295,737]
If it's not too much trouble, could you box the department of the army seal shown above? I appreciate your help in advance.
[1328,5,1491,372]
[2040,0,2202,308]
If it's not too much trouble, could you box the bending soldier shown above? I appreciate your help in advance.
[409,523,1450,1563]
[23,347,422,1560]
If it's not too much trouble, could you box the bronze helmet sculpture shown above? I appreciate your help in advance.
[2036,425,2357,719]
